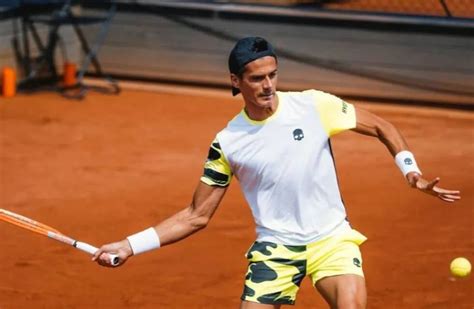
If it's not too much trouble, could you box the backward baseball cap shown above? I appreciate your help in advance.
[228,36,277,96]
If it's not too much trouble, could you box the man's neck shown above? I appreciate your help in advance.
[244,97,279,121]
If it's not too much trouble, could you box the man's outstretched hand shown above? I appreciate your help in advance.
[407,172,461,203]
[92,239,133,267]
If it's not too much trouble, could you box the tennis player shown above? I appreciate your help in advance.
[93,37,460,308]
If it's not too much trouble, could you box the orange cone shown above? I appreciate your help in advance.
[63,62,77,87]
[2,67,16,97]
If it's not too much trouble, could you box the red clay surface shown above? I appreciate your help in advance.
[239,0,474,18]
[324,0,474,18]
[0,88,472,308]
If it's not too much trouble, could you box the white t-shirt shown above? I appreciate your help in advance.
[201,90,357,245]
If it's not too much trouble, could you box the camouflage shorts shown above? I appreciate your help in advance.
[241,229,367,305]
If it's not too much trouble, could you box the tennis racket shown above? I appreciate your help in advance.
[0,208,119,266]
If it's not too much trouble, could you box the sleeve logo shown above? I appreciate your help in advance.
[342,101,348,114]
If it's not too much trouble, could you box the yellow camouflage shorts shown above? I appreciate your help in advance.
[241,229,367,305]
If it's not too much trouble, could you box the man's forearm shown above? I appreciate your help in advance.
[376,121,409,157]
[153,205,209,247]
[354,108,409,157]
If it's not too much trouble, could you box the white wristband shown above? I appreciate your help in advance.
[127,227,161,255]
[395,150,422,177]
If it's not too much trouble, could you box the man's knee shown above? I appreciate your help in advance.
[336,290,366,309]
[316,274,367,309]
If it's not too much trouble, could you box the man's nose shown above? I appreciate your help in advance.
[263,76,272,89]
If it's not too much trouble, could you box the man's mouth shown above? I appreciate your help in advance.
[260,93,274,99]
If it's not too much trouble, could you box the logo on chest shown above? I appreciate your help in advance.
[292,128,304,141]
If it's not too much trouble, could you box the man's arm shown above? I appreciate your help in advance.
[352,107,408,155]
[92,182,227,267]
[352,107,460,202]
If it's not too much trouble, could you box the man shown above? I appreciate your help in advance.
[93,37,460,308]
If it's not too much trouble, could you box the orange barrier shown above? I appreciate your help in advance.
[1,67,16,98]
[63,62,77,87]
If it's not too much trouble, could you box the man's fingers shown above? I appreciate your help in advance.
[439,195,456,202]
[92,245,116,264]
[407,172,421,187]
[434,187,460,195]
[93,240,131,267]
[97,252,117,267]
[437,192,461,202]
[440,194,461,200]
[92,248,103,261]
[434,188,461,200]
[426,177,440,189]
[413,175,461,203]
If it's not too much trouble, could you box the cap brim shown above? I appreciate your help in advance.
[232,87,240,96]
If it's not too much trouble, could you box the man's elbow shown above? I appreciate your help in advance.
[376,118,398,138]
[190,215,210,230]
[187,204,212,230]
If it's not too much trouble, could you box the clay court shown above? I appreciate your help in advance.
[0,87,472,308]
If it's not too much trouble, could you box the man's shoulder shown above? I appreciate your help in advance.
[279,89,328,100]
[214,111,245,139]
[224,111,245,128]
[279,89,324,96]
[283,89,344,107]
[278,89,323,108]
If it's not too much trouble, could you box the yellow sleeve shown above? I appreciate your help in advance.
[200,138,232,187]
[306,90,356,136]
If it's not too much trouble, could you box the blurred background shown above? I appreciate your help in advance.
[0,0,473,106]
[0,2,472,308]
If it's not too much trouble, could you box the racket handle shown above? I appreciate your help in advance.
[75,241,120,266]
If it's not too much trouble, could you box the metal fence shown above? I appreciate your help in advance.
[1,1,473,106]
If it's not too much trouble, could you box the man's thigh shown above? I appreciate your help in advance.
[241,241,307,306]
[308,229,366,285]
[315,274,366,309]
[308,229,367,308]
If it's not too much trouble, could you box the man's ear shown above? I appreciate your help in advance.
[230,73,240,89]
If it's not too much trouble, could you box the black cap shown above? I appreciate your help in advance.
[228,37,277,96]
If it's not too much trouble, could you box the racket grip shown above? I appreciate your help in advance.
[75,241,120,266]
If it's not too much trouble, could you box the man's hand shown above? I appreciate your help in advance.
[406,172,461,203]
[92,239,133,267]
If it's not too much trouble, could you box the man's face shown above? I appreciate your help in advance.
[231,56,278,109]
